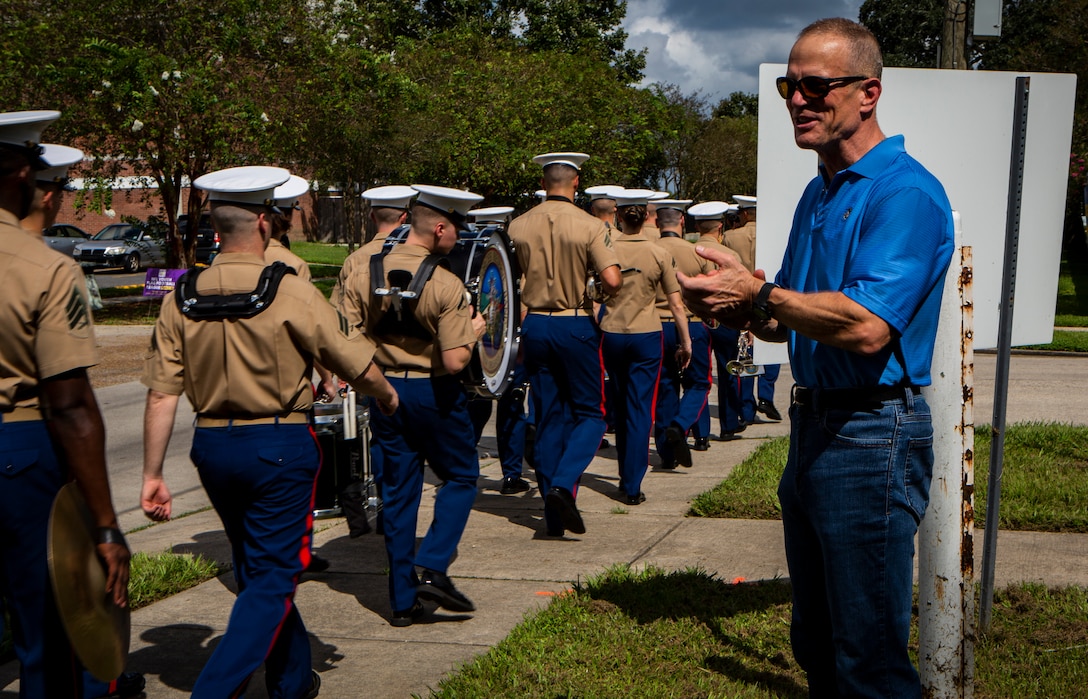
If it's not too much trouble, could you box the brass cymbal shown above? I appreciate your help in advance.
[47,482,130,682]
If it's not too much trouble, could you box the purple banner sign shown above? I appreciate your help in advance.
[143,268,187,297]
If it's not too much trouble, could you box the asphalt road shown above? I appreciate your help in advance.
[93,270,145,289]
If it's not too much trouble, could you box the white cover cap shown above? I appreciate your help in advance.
[469,206,514,223]
[534,189,547,200]
[652,199,693,212]
[272,175,310,210]
[584,184,624,201]
[194,166,291,206]
[532,152,590,170]
[732,194,757,208]
[37,144,84,187]
[0,110,60,169]
[687,201,732,220]
[648,191,671,200]
[613,188,657,207]
[411,184,484,224]
[363,184,416,209]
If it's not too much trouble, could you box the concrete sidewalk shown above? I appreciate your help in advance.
[10,412,1088,698]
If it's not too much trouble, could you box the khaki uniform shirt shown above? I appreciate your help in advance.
[600,232,679,334]
[0,210,97,411]
[142,252,375,416]
[654,233,714,321]
[330,232,397,307]
[337,244,476,374]
[696,234,740,266]
[724,221,757,273]
[265,237,311,282]
[507,199,619,313]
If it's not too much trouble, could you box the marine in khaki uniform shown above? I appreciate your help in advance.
[265,174,313,282]
[600,189,690,505]
[337,184,485,627]
[507,152,622,538]
[649,199,717,467]
[0,111,130,698]
[689,201,750,440]
[584,184,622,232]
[141,166,398,699]
[463,206,534,496]
[19,142,147,699]
[331,184,416,307]
[730,194,783,422]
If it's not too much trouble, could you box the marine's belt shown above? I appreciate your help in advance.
[195,413,310,427]
[0,406,43,423]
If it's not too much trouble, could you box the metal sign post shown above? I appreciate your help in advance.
[979,76,1030,633]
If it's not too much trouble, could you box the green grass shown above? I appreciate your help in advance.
[689,423,1088,533]
[433,566,805,698]
[290,241,350,266]
[432,566,1088,698]
[92,299,162,325]
[1022,329,1088,353]
[128,550,221,610]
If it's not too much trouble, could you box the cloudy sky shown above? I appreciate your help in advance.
[623,0,865,102]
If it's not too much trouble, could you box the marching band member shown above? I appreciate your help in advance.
[336,184,486,627]
[507,152,621,537]
[600,190,690,505]
[266,174,313,281]
[650,199,716,467]
[465,206,533,495]
[0,109,131,699]
[331,184,417,306]
[141,166,398,697]
[584,184,622,232]
[687,201,745,441]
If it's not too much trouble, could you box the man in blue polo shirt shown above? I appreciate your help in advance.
[678,18,953,698]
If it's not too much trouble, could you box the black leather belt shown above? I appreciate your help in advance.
[791,385,921,411]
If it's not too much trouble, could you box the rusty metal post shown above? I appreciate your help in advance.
[919,235,975,697]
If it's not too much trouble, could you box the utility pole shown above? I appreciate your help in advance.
[941,1,969,70]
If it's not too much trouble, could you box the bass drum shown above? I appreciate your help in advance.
[449,227,522,398]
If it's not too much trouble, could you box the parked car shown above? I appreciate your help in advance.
[179,213,219,264]
[42,223,90,257]
[72,221,168,272]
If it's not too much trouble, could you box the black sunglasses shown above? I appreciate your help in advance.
[776,75,867,100]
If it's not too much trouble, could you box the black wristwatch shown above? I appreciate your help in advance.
[752,282,778,321]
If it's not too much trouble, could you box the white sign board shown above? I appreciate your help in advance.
[755,65,1076,365]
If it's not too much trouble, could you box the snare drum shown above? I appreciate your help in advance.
[312,401,371,519]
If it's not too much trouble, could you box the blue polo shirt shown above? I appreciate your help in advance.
[776,135,954,389]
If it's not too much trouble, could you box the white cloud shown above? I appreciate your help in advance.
[624,0,865,101]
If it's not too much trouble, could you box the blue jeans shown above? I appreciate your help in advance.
[778,389,933,698]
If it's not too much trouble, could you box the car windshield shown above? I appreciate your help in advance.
[94,226,139,241]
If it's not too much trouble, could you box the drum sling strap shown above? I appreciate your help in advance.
[174,261,296,320]
[368,250,449,342]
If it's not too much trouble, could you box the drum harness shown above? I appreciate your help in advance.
[174,261,296,320]
[368,249,451,343]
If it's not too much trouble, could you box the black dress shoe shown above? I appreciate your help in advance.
[664,424,693,467]
[625,492,646,506]
[390,599,427,627]
[303,669,321,699]
[416,569,475,612]
[545,487,586,534]
[500,476,531,494]
[306,553,330,573]
[757,399,782,421]
[658,459,677,470]
[692,437,711,451]
[93,672,146,698]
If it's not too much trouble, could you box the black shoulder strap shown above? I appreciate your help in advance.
[175,261,297,320]
[369,252,451,342]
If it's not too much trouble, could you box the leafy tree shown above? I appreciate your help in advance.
[714,92,758,120]
[515,0,646,83]
[860,0,945,68]
[384,30,663,202]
